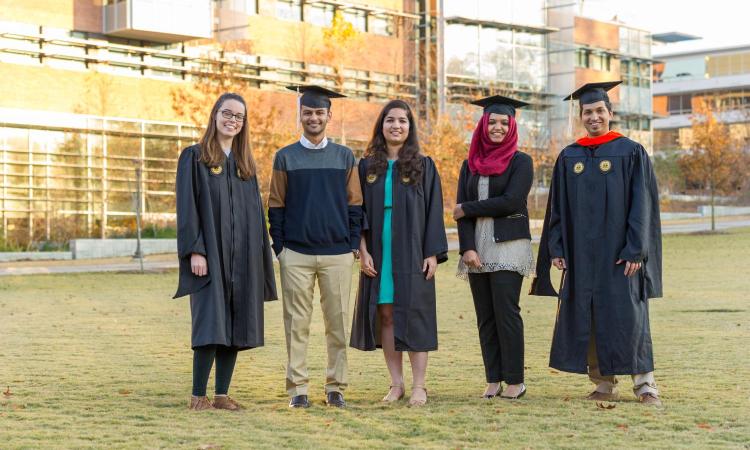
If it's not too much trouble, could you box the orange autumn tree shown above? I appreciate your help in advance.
[419,108,474,223]
[171,42,295,197]
[678,98,744,231]
[318,11,363,146]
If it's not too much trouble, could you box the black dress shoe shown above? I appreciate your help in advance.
[289,395,310,408]
[326,391,346,408]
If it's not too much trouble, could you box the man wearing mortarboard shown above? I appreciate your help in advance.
[268,85,363,409]
[531,81,664,406]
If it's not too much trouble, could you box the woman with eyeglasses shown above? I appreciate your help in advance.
[174,93,277,411]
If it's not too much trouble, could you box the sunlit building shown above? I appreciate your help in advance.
[546,0,654,150]
[652,44,750,153]
[0,0,419,246]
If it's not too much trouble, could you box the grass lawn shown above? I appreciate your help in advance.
[1,229,749,449]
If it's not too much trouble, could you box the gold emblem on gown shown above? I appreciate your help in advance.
[599,160,612,173]
[573,162,584,174]
[366,173,378,183]
[401,176,411,184]
[210,166,223,175]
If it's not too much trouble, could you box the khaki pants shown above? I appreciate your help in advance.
[587,330,659,397]
[279,248,353,396]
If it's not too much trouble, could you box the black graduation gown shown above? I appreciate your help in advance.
[350,156,448,352]
[530,136,662,375]
[174,145,277,350]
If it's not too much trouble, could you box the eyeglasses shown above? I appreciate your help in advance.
[220,110,245,122]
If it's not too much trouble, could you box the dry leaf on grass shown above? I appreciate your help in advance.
[118,389,132,395]
[596,401,616,409]
[3,386,11,397]
[696,423,714,431]
[616,424,628,430]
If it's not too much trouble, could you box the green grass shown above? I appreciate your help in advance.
[1,230,749,449]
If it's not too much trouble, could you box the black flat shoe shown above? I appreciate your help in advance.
[326,391,346,408]
[500,384,526,400]
[289,394,310,408]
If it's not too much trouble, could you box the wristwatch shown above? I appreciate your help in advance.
[352,249,360,259]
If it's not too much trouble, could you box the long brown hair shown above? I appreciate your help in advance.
[198,92,255,179]
[364,99,423,184]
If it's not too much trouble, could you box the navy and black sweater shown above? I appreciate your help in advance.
[267,141,363,256]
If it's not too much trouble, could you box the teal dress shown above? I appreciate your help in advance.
[378,160,395,304]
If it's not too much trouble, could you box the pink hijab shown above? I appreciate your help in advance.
[468,113,518,176]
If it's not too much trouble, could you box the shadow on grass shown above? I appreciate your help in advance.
[675,309,745,313]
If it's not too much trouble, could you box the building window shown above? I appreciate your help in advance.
[576,49,611,71]
[214,0,257,14]
[369,14,392,36]
[304,3,334,27]
[276,0,302,22]
[707,51,750,78]
[576,49,589,68]
[667,94,693,115]
[343,9,366,32]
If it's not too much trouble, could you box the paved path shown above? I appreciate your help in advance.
[2,219,749,276]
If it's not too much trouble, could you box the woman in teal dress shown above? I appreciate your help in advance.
[350,100,448,406]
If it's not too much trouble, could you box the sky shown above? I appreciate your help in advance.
[577,0,747,55]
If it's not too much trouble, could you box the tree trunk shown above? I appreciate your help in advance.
[710,184,716,232]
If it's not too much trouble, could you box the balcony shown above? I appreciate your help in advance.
[103,0,212,43]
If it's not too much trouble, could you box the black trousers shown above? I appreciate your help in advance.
[468,270,524,384]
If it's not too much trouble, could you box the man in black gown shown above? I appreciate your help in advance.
[532,81,663,406]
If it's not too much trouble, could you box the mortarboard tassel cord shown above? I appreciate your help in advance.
[567,98,574,141]
[295,86,301,132]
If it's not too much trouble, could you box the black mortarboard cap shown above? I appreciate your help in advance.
[563,80,622,105]
[286,85,346,109]
[470,95,530,117]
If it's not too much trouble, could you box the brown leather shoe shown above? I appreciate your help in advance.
[189,396,214,411]
[638,392,663,407]
[586,391,620,401]
[213,395,243,411]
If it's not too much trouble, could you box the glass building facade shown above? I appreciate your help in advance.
[440,0,552,149]
[0,108,199,246]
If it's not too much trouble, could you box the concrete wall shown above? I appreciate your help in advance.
[0,252,72,262]
[71,238,176,259]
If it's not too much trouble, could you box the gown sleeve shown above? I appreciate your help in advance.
[618,146,651,263]
[257,176,279,302]
[620,145,663,298]
[175,147,205,259]
[422,157,449,264]
[358,159,370,233]
[530,153,564,297]
[456,160,477,255]
[173,146,211,299]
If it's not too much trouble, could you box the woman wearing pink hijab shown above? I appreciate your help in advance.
[454,96,534,400]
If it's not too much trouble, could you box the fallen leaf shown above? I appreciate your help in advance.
[11,403,25,410]
[118,389,132,395]
[617,424,628,430]
[596,401,616,409]
[697,423,714,431]
[549,370,558,374]
[458,314,463,319]
[3,387,11,397]
[562,397,570,402]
